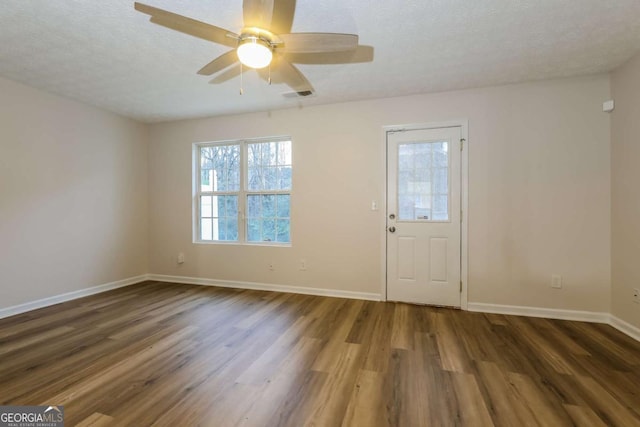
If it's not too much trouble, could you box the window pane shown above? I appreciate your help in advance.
[276,219,290,242]
[276,194,290,218]
[278,166,292,190]
[229,166,240,191]
[278,142,292,165]
[201,169,213,192]
[201,218,212,240]
[262,194,275,217]
[434,168,448,194]
[247,140,291,191]
[225,218,238,241]
[247,194,261,217]
[216,195,226,218]
[433,194,449,219]
[262,142,276,166]
[218,218,227,240]
[200,195,238,242]
[225,196,238,216]
[200,145,240,192]
[247,167,262,191]
[198,139,291,245]
[433,142,448,167]
[399,199,414,220]
[397,141,448,221]
[398,166,431,220]
[432,210,448,221]
[200,196,212,218]
[415,144,432,169]
[247,193,290,243]
[248,144,260,166]
[262,219,276,242]
[399,144,413,171]
[211,218,220,240]
[264,167,277,190]
[247,219,260,241]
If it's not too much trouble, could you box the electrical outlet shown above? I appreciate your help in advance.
[633,288,640,304]
[551,274,562,289]
[299,259,307,271]
[177,252,185,264]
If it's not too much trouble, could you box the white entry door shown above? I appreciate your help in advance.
[386,126,462,307]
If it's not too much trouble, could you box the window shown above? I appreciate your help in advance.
[397,141,449,221]
[195,138,292,244]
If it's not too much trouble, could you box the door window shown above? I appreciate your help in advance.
[397,141,449,221]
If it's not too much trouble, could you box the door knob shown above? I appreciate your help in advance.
[389,213,396,219]
[388,226,396,233]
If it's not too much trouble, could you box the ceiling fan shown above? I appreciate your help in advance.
[134,0,372,94]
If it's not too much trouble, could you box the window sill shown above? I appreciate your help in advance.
[193,240,292,248]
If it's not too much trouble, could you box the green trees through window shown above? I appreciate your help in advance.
[197,139,292,244]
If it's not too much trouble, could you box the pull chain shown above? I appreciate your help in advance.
[240,63,244,95]
[268,63,272,85]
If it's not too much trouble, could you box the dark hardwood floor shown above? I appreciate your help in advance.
[0,281,639,426]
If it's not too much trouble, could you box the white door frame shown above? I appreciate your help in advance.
[380,120,469,310]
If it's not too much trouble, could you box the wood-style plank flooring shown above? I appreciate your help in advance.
[0,281,639,426]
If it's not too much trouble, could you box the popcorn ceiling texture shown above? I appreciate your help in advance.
[1,0,639,122]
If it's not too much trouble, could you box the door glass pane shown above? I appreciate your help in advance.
[397,141,449,221]
[433,142,448,167]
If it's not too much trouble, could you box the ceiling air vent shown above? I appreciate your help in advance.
[282,90,315,98]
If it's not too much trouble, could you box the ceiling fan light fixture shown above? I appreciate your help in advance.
[237,37,273,69]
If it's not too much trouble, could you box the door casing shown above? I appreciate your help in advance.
[380,120,469,309]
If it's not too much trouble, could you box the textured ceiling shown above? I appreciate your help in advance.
[1,1,639,123]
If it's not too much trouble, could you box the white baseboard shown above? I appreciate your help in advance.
[2,274,636,343]
[468,302,640,342]
[0,274,148,320]
[147,274,382,302]
[609,315,640,342]
[467,302,609,323]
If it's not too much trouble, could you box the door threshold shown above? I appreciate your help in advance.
[387,300,461,310]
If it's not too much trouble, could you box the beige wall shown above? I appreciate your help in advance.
[0,73,613,315]
[148,75,612,312]
[611,53,640,329]
[0,77,149,309]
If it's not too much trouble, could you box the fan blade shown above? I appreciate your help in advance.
[243,0,274,29]
[279,33,358,53]
[209,64,241,84]
[135,2,238,48]
[260,59,314,93]
[198,51,239,76]
[270,0,296,34]
[283,45,374,65]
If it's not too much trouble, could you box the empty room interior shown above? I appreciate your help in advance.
[1,1,640,426]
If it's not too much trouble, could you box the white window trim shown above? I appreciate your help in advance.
[193,136,292,246]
